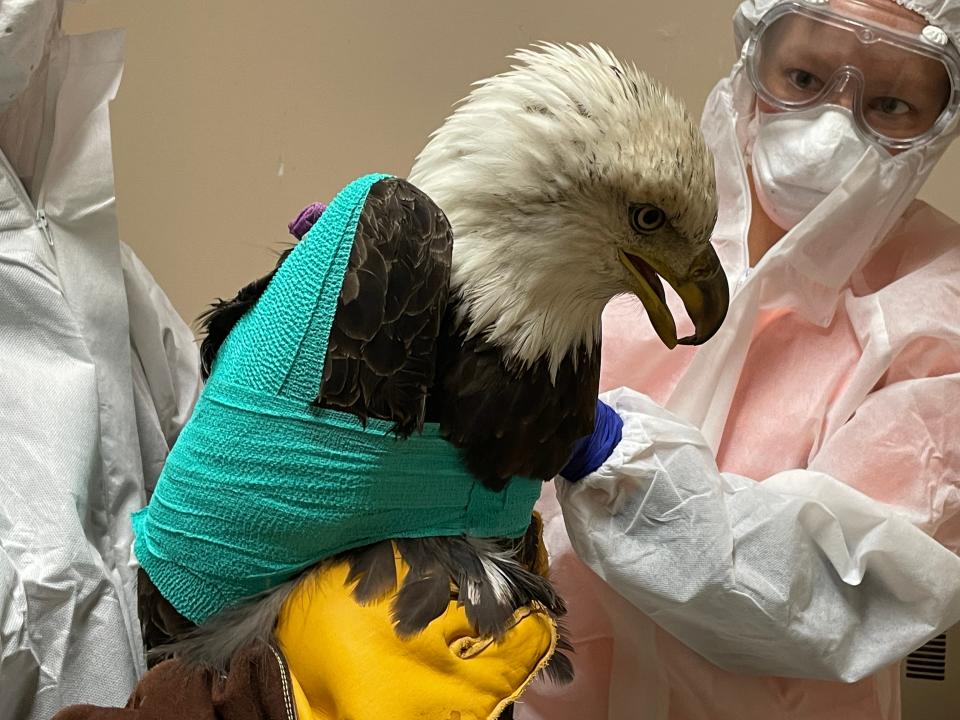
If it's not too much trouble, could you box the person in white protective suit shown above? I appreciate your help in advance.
[520,0,960,718]
[0,2,200,719]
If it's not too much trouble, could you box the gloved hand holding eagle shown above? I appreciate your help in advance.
[64,43,729,720]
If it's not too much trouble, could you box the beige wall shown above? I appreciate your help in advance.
[63,0,959,324]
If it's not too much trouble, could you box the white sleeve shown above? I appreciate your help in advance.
[121,243,201,493]
[557,386,960,682]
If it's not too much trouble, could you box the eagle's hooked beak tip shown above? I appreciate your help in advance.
[619,245,729,350]
[675,262,729,346]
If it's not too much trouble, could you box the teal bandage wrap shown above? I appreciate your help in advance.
[132,174,542,625]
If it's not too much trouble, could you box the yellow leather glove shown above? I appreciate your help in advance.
[274,544,557,720]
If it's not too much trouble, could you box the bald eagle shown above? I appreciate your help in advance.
[139,43,729,688]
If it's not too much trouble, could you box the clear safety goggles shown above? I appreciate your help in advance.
[742,0,960,150]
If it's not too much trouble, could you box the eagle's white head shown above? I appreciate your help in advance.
[409,43,727,378]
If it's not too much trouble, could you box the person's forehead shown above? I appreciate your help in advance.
[827,0,927,33]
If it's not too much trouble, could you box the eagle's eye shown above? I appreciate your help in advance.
[629,204,667,234]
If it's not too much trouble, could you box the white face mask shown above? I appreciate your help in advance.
[749,106,874,231]
[0,0,59,113]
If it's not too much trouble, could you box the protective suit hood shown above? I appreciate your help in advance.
[0,0,63,191]
[722,0,960,307]
[716,0,958,288]
[0,0,60,112]
[672,0,960,446]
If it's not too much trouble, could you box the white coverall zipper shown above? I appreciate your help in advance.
[36,207,52,245]
[0,148,51,246]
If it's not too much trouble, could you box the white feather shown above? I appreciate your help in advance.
[478,552,515,606]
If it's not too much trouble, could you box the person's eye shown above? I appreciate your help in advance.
[871,97,912,116]
[786,69,823,92]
